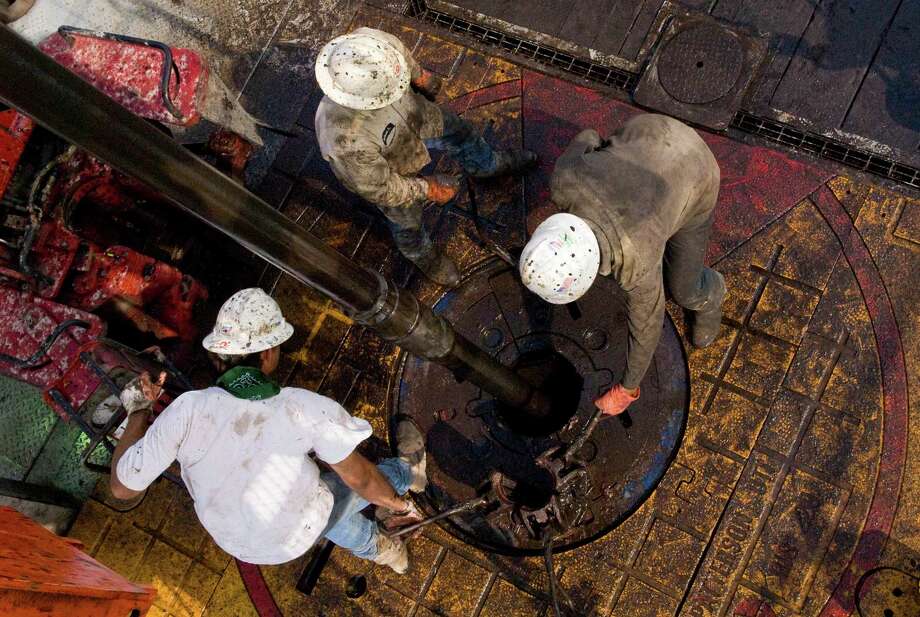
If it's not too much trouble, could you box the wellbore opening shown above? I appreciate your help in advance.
[499,348,584,437]
[495,467,558,511]
[399,262,689,553]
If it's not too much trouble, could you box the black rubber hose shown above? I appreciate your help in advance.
[544,535,563,617]
[0,319,89,367]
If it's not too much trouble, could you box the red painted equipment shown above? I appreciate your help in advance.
[209,129,256,180]
[69,245,208,342]
[0,26,259,487]
[0,286,103,389]
[38,26,264,146]
[39,27,205,126]
[0,143,201,475]
[0,40,207,485]
[0,506,156,616]
[0,109,32,197]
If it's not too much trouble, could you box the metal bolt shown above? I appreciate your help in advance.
[481,327,503,348]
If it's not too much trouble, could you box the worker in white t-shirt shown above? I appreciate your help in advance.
[108,288,427,573]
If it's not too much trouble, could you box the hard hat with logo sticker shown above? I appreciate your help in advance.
[202,288,294,355]
[519,213,600,304]
[315,27,411,111]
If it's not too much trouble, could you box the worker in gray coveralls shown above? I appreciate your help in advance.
[520,114,725,417]
[314,27,536,286]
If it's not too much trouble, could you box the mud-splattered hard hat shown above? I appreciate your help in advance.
[519,213,600,304]
[202,288,294,355]
[315,27,411,111]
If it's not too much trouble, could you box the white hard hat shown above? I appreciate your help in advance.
[202,288,294,355]
[519,213,600,304]
[315,28,410,111]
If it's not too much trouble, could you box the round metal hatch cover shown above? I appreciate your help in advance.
[657,23,744,105]
[393,260,689,554]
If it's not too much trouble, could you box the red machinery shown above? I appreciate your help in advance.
[0,27,260,483]
[0,506,157,616]
[38,26,264,148]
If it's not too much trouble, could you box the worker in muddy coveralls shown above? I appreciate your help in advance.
[520,114,725,416]
[314,27,536,286]
[108,289,428,573]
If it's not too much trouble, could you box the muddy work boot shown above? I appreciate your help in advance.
[472,149,537,179]
[690,271,726,348]
[373,532,409,574]
[396,418,427,493]
[409,251,460,287]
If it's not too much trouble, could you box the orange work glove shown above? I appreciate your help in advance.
[595,384,640,416]
[424,174,460,204]
[411,68,443,100]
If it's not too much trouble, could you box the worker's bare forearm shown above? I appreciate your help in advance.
[331,452,408,512]
[352,467,408,511]
[108,412,149,499]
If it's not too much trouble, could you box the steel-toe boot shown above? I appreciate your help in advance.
[472,149,537,178]
[373,533,409,574]
[410,251,460,287]
[691,271,726,348]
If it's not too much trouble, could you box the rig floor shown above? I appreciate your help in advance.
[4,1,920,616]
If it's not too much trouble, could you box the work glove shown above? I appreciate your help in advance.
[424,174,460,204]
[594,384,639,417]
[376,499,424,533]
[411,68,443,101]
[119,371,167,415]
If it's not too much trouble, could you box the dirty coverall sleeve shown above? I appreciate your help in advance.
[621,265,666,391]
[115,397,190,492]
[555,128,604,175]
[552,128,665,391]
[329,139,430,210]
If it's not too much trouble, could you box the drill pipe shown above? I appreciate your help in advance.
[0,24,537,411]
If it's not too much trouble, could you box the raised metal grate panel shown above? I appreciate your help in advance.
[406,0,638,91]
[732,112,920,190]
[404,1,920,191]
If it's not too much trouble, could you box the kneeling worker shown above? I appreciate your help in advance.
[520,114,725,416]
[109,288,426,573]
[315,27,536,286]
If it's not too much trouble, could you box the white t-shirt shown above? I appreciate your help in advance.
[115,386,372,564]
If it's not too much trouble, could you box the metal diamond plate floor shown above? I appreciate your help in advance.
[44,3,920,617]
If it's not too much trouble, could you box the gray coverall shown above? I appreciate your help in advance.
[315,28,495,262]
[551,114,722,390]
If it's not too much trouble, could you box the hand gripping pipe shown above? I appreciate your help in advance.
[0,24,537,412]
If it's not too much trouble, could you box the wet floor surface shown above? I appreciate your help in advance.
[51,2,920,617]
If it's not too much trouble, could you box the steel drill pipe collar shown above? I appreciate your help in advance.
[0,24,537,410]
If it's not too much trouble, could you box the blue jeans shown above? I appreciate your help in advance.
[424,109,497,176]
[320,458,412,560]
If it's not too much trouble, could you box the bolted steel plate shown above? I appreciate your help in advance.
[393,260,688,554]
[657,23,744,105]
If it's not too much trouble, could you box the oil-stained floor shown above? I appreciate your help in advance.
[63,4,920,617]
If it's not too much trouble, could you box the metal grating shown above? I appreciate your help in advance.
[732,112,920,189]
[405,0,638,91]
[403,1,919,191]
